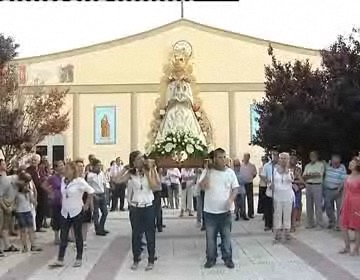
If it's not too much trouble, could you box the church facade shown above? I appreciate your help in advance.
[16,19,321,166]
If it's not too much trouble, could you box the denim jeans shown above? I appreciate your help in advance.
[93,193,108,233]
[204,211,232,262]
[105,188,111,207]
[324,188,342,227]
[196,191,205,225]
[58,212,83,261]
[235,193,246,218]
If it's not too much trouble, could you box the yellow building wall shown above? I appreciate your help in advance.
[17,20,323,166]
[21,23,321,86]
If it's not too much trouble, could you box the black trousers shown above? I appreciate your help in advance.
[153,191,163,230]
[193,197,197,212]
[58,212,83,261]
[244,183,254,217]
[35,194,47,231]
[257,187,267,214]
[263,196,273,229]
[129,206,156,263]
[51,204,62,231]
[111,183,126,210]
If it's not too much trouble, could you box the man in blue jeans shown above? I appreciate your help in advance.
[199,148,239,269]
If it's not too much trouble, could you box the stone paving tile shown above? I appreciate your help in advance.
[295,228,360,279]
[116,231,325,280]
[1,210,359,280]
[26,219,126,280]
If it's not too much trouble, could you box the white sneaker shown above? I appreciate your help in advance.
[73,259,82,267]
[131,262,139,270]
[49,260,65,268]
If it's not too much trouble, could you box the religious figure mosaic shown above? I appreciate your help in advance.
[94,106,116,145]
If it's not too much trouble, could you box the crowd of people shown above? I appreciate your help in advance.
[0,147,360,271]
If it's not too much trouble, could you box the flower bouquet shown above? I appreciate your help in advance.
[148,130,208,168]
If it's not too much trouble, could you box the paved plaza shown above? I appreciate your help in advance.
[0,209,360,280]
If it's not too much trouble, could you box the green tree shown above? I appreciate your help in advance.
[0,33,69,163]
[253,45,329,160]
[254,30,360,162]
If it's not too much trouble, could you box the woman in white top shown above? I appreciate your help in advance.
[117,151,160,271]
[271,152,294,242]
[166,168,181,209]
[49,161,94,268]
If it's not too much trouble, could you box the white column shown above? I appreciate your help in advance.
[228,91,237,158]
[130,92,138,151]
[72,92,80,159]
[63,94,73,160]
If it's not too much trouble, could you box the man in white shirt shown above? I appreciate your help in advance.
[260,150,279,231]
[239,153,257,219]
[110,157,126,211]
[199,148,239,269]
[303,151,325,229]
[166,168,181,209]
[86,159,109,236]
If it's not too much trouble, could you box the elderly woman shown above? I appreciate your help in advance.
[271,152,294,242]
[26,154,47,233]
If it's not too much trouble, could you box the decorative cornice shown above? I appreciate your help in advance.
[20,83,265,94]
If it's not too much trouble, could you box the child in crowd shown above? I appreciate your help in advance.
[15,171,42,252]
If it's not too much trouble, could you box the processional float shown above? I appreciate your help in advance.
[146,40,214,168]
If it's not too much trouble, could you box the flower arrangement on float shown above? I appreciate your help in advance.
[148,130,208,166]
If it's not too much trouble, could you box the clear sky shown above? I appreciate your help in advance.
[0,0,359,58]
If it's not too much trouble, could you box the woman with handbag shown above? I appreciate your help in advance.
[260,151,279,231]
[272,153,295,242]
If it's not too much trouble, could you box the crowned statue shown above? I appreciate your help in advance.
[155,41,207,145]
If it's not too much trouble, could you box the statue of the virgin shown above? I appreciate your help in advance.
[155,45,206,145]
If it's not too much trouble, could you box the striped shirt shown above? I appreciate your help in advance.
[323,164,347,190]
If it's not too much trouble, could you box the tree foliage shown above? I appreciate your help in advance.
[0,33,69,163]
[253,29,360,161]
